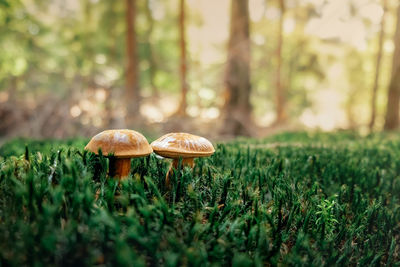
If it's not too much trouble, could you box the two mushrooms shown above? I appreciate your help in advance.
[85,130,215,182]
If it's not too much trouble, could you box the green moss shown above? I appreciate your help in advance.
[0,132,399,266]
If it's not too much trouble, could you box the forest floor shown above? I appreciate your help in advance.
[0,132,399,266]
[0,93,303,142]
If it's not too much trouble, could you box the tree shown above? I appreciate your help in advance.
[102,1,124,128]
[369,0,387,131]
[125,0,140,122]
[80,0,96,90]
[144,0,158,98]
[275,0,286,125]
[220,0,253,136]
[175,0,188,116]
[384,3,400,130]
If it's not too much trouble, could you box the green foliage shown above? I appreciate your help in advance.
[315,195,338,239]
[0,132,400,265]
[0,0,181,99]
[0,138,88,158]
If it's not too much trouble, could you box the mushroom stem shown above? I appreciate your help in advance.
[166,158,194,187]
[109,157,131,179]
[172,158,194,169]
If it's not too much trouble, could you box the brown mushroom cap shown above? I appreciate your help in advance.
[151,132,215,158]
[85,129,152,158]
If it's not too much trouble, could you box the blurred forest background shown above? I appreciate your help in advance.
[1,0,400,139]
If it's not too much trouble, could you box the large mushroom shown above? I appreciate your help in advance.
[85,129,152,179]
[151,132,215,186]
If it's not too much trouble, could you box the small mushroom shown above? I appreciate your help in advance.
[151,132,215,186]
[85,129,152,179]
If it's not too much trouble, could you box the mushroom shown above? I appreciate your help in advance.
[151,132,215,186]
[85,129,152,179]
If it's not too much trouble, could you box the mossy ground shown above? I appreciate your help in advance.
[0,132,399,266]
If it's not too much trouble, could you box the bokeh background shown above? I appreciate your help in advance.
[1,0,400,139]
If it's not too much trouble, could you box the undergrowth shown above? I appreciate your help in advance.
[0,132,399,266]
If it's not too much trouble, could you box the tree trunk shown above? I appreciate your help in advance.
[176,0,188,116]
[220,0,253,136]
[384,3,400,130]
[104,1,119,128]
[275,0,286,125]
[144,0,159,98]
[369,0,387,131]
[125,0,140,122]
